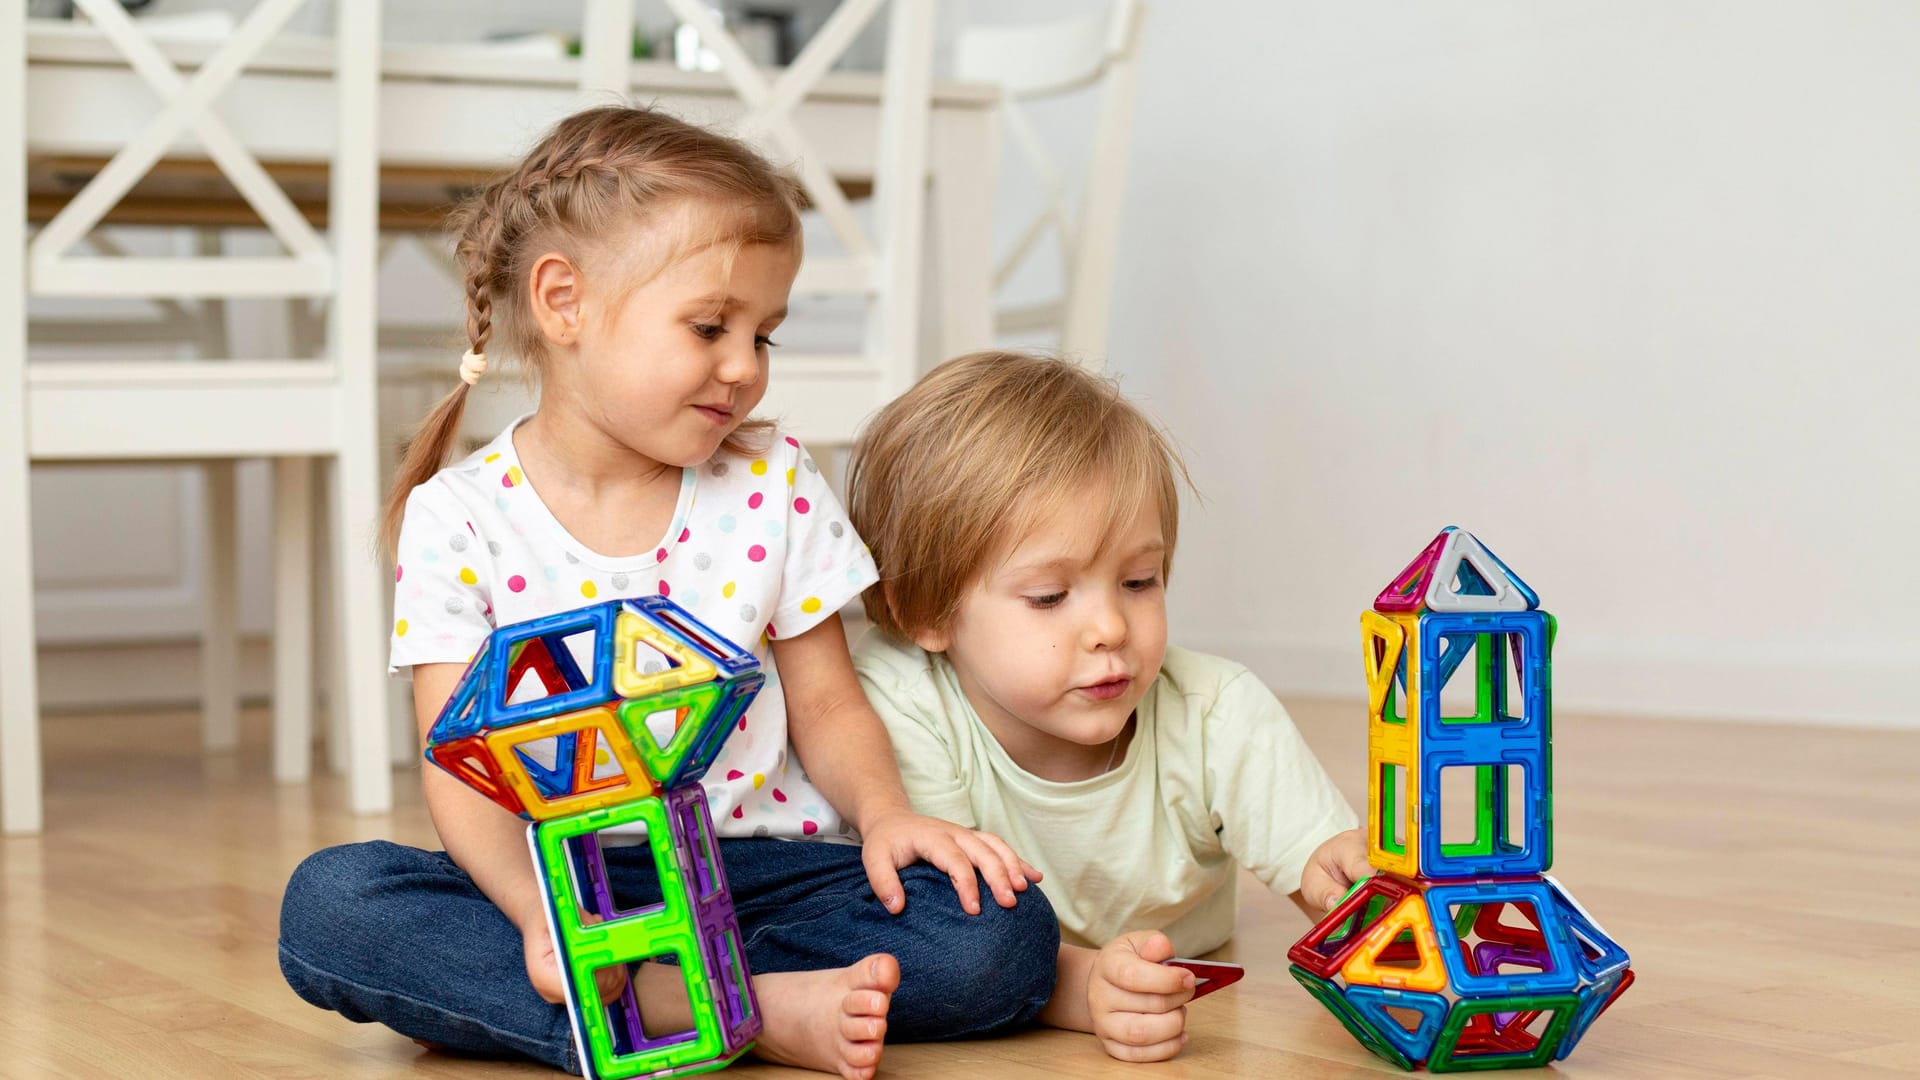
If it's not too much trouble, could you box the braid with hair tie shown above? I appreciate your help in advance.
[453,179,514,384]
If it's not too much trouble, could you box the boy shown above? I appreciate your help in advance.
[846,352,1370,1062]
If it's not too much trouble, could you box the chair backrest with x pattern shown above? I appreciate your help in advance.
[956,0,1144,366]
[1,0,394,835]
[661,0,935,437]
[31,0,335,300]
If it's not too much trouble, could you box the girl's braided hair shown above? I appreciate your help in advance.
[380,106,804,554]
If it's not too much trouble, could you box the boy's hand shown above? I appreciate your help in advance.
[1299,828,1372,911]
[859,808,1042,915]
[1088,931,1193,1062]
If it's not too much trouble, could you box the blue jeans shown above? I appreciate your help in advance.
[279,837,1059,1073]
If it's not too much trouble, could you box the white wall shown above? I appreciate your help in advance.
[32,2,1916,727]
[1086,3,1919,726]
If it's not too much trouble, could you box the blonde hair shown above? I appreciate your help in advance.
[379,105,806,554]
[847,351,1192,641]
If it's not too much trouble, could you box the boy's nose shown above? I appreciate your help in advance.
[1084,593,1129,651]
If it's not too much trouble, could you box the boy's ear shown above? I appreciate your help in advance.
[528,251,582,345]
[890,590,951,653]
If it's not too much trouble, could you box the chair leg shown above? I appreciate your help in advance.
[200,460,241,752]
[272,456,314,782]
[313,456,350,776]
[330,0,392,817]
[0,440,38,835]
[0,469,40,833]
[0,10,42,835]
[327,449,394,815]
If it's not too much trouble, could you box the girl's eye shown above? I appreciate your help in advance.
[1124,576,1160,592]
[1025,592,1067,609]
[755,335,781,349]
[691,323,724,340]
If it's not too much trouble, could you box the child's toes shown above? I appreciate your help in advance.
[840,1037,883,1074]
[858,953,901,994]
[841,1011,887,1043]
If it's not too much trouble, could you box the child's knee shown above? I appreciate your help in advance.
[898,866,1060,1021]
[279,840,438,955]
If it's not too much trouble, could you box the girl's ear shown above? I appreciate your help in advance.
[528,251,582,346]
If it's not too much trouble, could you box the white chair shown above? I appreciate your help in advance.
[0,0,391,834]
[955,0,1144,366]
[370,0,939,452]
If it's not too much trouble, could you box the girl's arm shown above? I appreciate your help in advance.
[773,613,1039,916]
[411,662,571,1002]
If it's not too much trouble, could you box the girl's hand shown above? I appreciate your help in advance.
[1087,931,1193,1062]
[521,918,570,1004]
[859,808,1042,915]
[521,914,629,1005]
[1299,828,1372,911]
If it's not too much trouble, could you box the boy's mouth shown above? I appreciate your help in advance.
[1076,676,1131,702]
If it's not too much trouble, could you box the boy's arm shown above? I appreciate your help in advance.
[1296,829,1372,912]
[773,614,1038,915]
[1043,936,1195,1061]
[1202,670,1361,902]
[1042,944,1098,1033]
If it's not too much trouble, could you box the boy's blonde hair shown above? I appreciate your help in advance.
[847,351,1190,641]
[379,105,805,553]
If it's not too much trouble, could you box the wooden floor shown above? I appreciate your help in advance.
[3,698,1917,1079]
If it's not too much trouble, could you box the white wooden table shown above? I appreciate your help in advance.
[23,21,1002,370]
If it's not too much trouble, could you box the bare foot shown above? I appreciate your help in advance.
[751,953,900,1080]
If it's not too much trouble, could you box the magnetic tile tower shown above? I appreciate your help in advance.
[1289,528,1633,1072]
[424,597,765,1080]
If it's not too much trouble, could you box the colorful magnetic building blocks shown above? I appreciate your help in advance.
[1290,528,1633,1072]
[425,597,765,1080]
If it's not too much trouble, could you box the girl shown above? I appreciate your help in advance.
[277,108,1056,1080]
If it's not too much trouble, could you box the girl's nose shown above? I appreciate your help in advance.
[716,340,761,386]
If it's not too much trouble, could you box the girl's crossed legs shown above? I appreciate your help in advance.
[278,837,1059,1076]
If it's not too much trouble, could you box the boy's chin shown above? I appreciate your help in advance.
[1048,705,1134,743]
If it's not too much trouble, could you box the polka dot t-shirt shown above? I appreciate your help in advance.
[389,416,877,841]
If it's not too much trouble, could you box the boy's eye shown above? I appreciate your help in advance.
[1124,576,1161,592]
[1025,591,1066,609]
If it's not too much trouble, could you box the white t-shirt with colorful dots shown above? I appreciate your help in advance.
[389,415,877,841]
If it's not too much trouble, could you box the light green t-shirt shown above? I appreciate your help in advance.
[854,633,1359,956]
